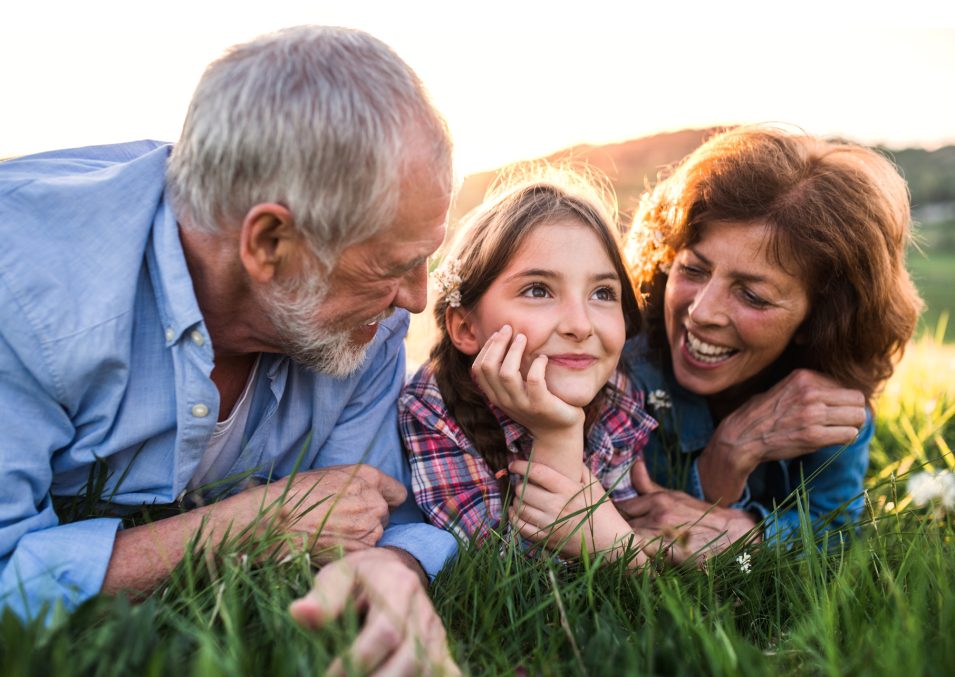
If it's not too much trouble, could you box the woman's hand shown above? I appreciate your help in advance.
[472,325,585,479]
[698,369,866,503]
[507,459,647,567]
[615,458,759,566]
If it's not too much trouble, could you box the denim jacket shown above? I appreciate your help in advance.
[621,337,871,544]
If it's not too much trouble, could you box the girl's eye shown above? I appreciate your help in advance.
[520,283,550,299]
[592,286,619,302]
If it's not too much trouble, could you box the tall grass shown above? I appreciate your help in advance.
[2,333,954,675]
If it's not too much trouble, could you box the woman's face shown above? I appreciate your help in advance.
[664,219,811,398]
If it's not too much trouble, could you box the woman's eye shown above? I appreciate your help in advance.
[740,288,770,308]
[592,286,619,302]
[520,283,550,299]
[678,263,706,279]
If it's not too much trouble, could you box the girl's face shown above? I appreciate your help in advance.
[664,219,811,399]
[459,220,626,407]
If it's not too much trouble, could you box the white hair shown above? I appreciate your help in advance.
[166,25,452,267]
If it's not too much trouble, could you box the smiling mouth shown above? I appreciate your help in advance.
[547,354,597,369]
[685,330,738,364]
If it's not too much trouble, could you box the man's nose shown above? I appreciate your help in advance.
[394,263,428,314]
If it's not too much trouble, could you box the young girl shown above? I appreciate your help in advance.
[399,166,657,563]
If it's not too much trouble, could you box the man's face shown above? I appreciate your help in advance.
[265,157,450,376]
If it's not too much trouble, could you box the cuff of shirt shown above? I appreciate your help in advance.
[378,522,459,581]
[728,483,754,511]
[1,517,122,622]
[687,458,707,500]
[751,504,801,545]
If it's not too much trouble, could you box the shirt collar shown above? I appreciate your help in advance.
[146,194,205,347]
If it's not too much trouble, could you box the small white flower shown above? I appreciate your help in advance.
[908,470,955,513]
[430,258,463,307]
[648,389,671,411]
[736,551,752,574]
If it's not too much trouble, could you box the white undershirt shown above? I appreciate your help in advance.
[188,355,261,492]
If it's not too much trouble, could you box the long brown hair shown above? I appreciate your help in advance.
[430,164,640,489]
[627,125,923,400]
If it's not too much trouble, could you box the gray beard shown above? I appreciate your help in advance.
[263,271,370,378]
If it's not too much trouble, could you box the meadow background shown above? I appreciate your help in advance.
[2,130,955,675]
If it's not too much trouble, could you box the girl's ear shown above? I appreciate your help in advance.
[446,305,481,356]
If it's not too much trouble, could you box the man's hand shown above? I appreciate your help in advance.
[698,369,866,503]
[103,464,407,596]
[289,548,460,676]
[507,460,646,567]
[216,464,407,560]
[616,459,758,565]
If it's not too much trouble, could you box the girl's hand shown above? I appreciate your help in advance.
[472,325,586,479]
[471,324,584,435]
[507,459,648,568]
[698,369,866,503]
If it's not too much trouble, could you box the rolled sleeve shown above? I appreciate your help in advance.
[0,328,119,621]
[1,518,122,621]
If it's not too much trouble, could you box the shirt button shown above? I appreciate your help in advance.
[165,327,175,342]
[191,403,209,418]
[190,330,205,347]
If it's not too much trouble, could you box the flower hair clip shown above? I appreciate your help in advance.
[430,257,463,308]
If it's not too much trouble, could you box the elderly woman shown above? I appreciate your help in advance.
[616,125,923,557]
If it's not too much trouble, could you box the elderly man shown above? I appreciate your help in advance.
[0,26,458,673]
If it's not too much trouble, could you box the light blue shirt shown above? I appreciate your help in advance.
[0,141,457,621]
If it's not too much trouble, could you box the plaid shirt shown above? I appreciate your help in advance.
[399,364,657,543]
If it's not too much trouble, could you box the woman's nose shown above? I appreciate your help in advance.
[687,281,728,327]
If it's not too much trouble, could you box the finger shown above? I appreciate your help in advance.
[376,472,409,508]
[824,404,868,428]
[622,497,656,520]
[509,502,562,533]
[289,560,357,629]
[472,327,512,402]
[509,459,579,494]
[630,457,665,495]
[330,605,407,677]
[368,636,420,677]
[498,332,529,400]
[807,424,866,449]
[524,353,550,405]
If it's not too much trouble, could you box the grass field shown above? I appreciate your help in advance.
[908,251,955,343]
[2,335,953,675]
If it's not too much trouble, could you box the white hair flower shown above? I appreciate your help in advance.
[431,258,463,308]
[736,551,752,574]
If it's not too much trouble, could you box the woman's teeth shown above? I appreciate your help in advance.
[686,332,735,363]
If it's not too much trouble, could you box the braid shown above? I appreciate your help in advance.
[430,335,512,499]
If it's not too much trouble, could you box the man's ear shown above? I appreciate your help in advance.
[446,305,481,356]
[239,203,299,284]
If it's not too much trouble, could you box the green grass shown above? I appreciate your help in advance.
[908,250,955,343]
[2,337,954,676]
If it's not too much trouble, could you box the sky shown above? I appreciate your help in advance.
[2,1,954,176]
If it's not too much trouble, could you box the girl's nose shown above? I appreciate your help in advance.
[558,299,595,340]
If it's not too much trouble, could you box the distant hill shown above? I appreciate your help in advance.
[451,128,955,227]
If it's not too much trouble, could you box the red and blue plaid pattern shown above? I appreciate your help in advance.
[399,364,657,544]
